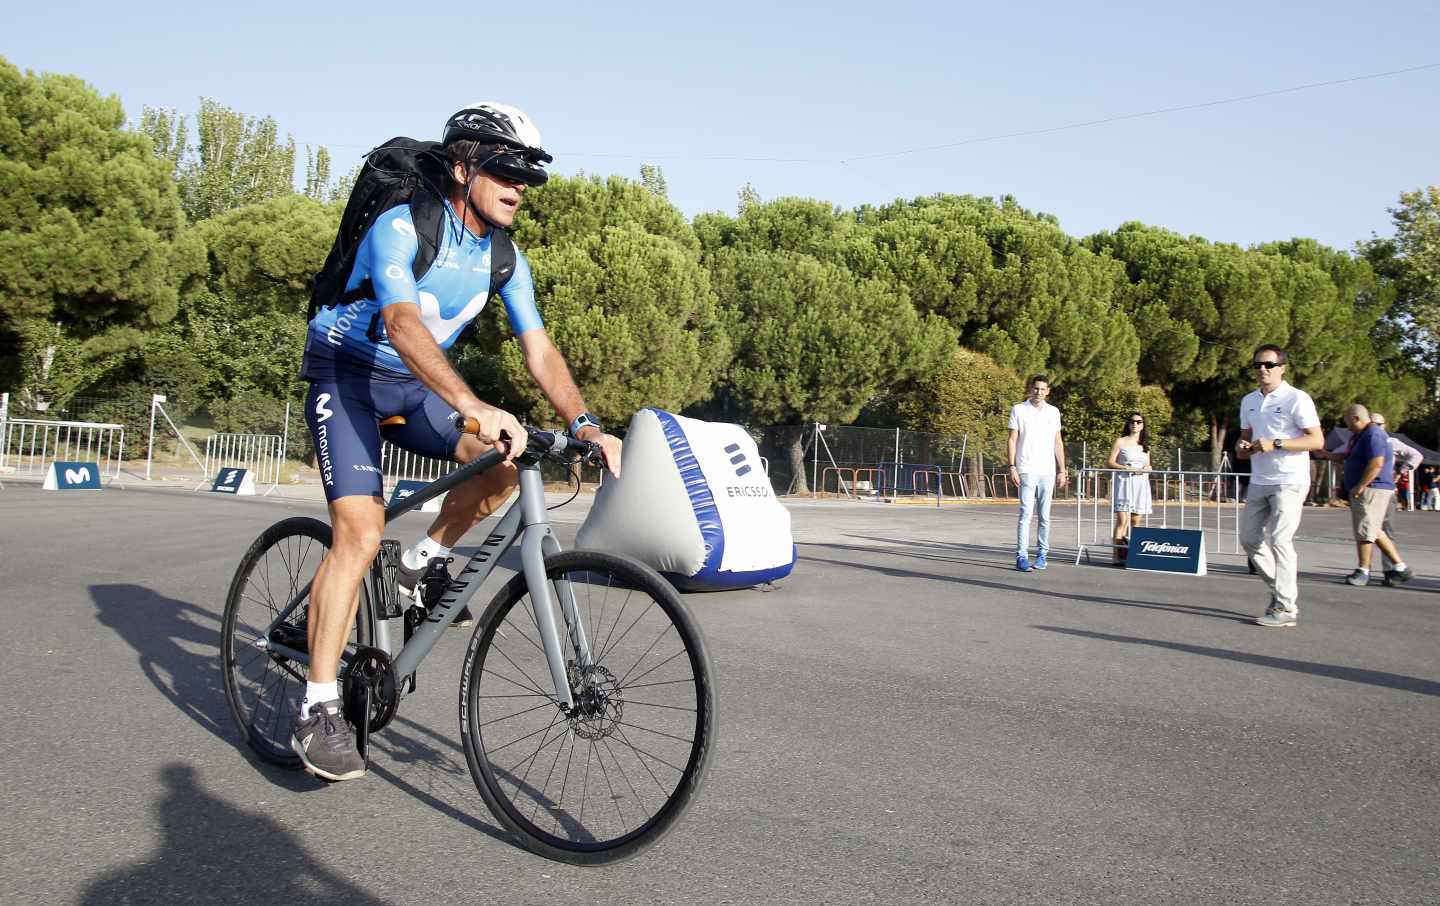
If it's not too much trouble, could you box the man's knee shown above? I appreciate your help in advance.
[332,522,382,561]
[329,501,384,562]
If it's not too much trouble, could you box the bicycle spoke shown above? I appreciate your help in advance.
[464,554,713,860]
[612,723,690,776]
[479,700,556,728]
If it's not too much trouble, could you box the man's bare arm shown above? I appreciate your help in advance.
[518,328,622,476]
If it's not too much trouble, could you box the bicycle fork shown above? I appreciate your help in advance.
[516,467,592,711]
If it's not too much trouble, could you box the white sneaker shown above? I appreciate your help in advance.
[1256,607,1297,628]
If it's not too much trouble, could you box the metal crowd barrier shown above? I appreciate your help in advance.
[1075,466,1243,563]
[381,441,454,484]
[201,433,283,490]
[0,417,126,485]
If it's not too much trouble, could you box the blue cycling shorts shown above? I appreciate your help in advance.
[305,377,462,502]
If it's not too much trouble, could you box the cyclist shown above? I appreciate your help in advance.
[293,102,622,781]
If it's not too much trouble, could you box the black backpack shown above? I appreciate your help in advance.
[308,137,516,330]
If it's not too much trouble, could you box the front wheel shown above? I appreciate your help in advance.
[460,550,716,865]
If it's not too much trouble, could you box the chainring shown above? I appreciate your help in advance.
[342,646,400,733]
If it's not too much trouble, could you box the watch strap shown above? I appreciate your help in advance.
[568,412,602,436]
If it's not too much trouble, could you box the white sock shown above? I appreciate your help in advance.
[1357,567,1369,575]
[302,681,339,718]
[403,535,452,571]
[1393,562,1407,572]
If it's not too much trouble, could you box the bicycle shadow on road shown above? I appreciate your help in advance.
[90,583,514,844]
[79,763,396,906]
[1034,626,1440,697]
[90,582,315,792]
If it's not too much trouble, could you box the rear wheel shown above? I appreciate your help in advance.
[221,517,371,766]
[460,550,716,864]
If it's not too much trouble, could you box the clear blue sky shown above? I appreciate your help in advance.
[5,1,1437,250]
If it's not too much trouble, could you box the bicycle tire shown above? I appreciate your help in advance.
[221,516,372,767]
[459,550,716,865]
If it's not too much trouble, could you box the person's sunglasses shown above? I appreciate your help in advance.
[1251,361,1282,370]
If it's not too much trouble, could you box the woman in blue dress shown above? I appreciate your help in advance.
[1106,413,1153,566]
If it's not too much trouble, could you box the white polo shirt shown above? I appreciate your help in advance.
[1008,400,1062,476]
[1239,380,1320,486]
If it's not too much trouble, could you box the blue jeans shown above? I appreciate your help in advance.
[1016,473,1056,558]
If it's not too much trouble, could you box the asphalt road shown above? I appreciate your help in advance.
[0,485,1436,905]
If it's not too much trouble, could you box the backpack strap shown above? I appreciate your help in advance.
[488,227,516,298]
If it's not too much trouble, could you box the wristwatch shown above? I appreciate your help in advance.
[568,412,602,436]
[1274,438,1285,450]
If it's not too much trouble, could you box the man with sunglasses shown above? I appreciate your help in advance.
[293,103,622,781]
[1236,344,1324,628]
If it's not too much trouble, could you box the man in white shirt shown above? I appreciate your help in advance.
[1236,344,1325,628]
[1007,375,1067,572]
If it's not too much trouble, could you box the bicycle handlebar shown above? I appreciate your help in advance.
[453,417,604,467]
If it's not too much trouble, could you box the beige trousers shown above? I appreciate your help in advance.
[1240,483,1307,614]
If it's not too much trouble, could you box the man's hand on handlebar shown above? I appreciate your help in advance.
[575,426,622,479]
[458,405,526,462]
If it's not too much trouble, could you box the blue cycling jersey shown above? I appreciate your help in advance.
[302,202,543,381]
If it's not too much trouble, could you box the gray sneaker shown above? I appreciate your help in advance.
[291,699,365,781]
[1256,608,1298,628]
[1344,569,1369,587]
[1383,566,1414,586]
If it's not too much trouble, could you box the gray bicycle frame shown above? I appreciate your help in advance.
[260,450,593,710]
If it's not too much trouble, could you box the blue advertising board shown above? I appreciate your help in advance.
[211,468,256,495]
[44,461,102,490]
[389,479,441,512]
[1126,527,1207,575]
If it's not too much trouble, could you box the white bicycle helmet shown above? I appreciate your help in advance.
[442,102,552,186]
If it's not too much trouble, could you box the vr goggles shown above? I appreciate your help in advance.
[475,145,553,188]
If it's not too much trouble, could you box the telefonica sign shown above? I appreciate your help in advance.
[1127,528,1206,575]
[1138,539,1191,557]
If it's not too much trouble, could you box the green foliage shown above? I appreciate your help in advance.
[866,195,1139,387]
[496,222,730,427]
[0,56,203,395]
[304,146,332,201]
[177,194,337,401]
[709,247,954,425]
[211,387,289,436]
[1056,382,1174,465]
[1361,186,1440,374]
[511,172,696,252]
[176,98,297,221]
[891,347,1024,458]
[638,163,668,199]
